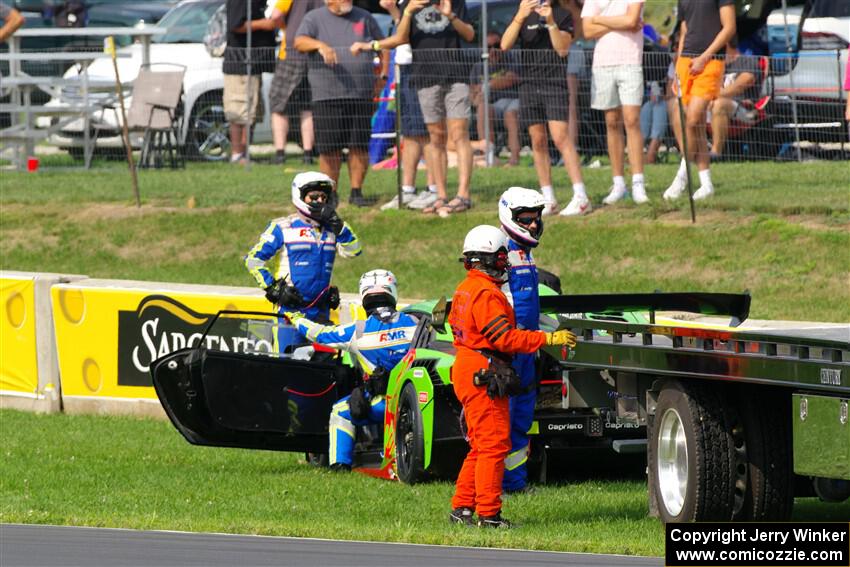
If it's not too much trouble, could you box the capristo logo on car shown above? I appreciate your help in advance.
[117,295,272,387]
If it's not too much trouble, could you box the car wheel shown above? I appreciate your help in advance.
[395,382,426,484]
[187,92,230,162]
[305,452,329,468]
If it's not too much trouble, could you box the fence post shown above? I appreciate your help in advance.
[244,0,253,169]
[481,1,493,167]
[395,59,402,205]
[780,0,802,162]
[837,49,845,155]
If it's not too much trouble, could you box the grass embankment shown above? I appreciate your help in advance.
[2,160,848,321]
[2,410,848,556]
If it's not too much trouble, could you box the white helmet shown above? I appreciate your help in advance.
[358,269,398,313]
[499,187,545,248]
[462,225,509,280]
[462,225,508,255]
[291,171,335,220]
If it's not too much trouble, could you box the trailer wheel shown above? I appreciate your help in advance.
[648,380,736,522]
[734,388,794,520]
[395,383,426,484]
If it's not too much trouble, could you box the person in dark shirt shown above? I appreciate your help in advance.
[710,37,761,157]
[501,0,590,217]
[663,0,735,201]
[223,0,277,164]
[470,31,521,166]
[394,0,476,216]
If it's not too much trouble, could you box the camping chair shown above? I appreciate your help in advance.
[128,63,186,169]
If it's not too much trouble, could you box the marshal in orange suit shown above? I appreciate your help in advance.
[447,225,576,528]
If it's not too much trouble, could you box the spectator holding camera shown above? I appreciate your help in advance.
[395,0,476,216]
[709,37,760,158]
[502,0,590,217]
[295,0,386,207]
[470,31,522,166]
[582,0,648,205]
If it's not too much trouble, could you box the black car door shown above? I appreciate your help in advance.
[151,312,354,454]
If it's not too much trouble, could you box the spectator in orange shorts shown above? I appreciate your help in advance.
[663,0,735,202]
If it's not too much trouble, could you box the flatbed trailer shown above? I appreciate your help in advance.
[545,294,850,522]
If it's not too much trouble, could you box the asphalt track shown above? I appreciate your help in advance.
[1,524,662,567]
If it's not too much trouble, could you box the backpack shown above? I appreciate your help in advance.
[204,4,227,57]
[54,1,87,28]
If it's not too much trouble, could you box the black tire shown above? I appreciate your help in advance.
[186,91,230,162]
[395,382,426,484]
[305,452,329,468]
[648,379,737,522]
[733,387,794,520]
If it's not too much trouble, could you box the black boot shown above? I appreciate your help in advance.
[272,149,286,165]
[477,512,512,529]
[302,149,315,165]
[348,188,378,207]
[329,462,351,473]
[448,507,475,526]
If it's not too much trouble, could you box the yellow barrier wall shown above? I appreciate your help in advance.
[51,281,269,406]
[1,276,39,397]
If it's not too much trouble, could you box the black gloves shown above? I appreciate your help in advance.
[365,366,390,397]
[311,202,345,236]
[264,278,304,308]
[473,366,523,399]
[348,387,371,421]
[327,286,340,310]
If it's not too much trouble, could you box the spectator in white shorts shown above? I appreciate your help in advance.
[582,0,648,204]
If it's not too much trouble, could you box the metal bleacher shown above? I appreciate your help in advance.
[1,27,165,170]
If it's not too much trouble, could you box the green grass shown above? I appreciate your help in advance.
[2,159,848,321]
[2,410,848,555]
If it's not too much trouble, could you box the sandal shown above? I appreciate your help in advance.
[437,196,472,216]
[422,198,447,214]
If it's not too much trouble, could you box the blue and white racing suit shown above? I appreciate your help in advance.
[502,237,539,491]
[292,310,419,467]
[244,213,361,351]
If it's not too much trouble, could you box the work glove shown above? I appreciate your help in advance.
[265,278,304,308]
[312,203,345,236]
[326,286,340,310]
[544,330,577,348]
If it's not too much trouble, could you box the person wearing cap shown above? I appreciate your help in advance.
[244,171,361,352]
[285,269,418,471]
[448,225,576,528]
[497,187,547,494]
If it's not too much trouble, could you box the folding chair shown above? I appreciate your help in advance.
[128,63,186,169]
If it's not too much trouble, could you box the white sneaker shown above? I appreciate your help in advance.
[541,200,559,216]
[559,194,592,216]
[663,176,686,201]
[407,190,438,210]
[602,184,628,205]
[380,191,417,210]
[692,185,714,200]
[632,183,649,204]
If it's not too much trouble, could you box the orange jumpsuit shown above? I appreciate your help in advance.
[448,269,547,517]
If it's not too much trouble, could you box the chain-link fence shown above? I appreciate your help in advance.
[3,45,847,176]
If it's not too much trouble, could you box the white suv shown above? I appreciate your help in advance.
[38,0,274,161]
[770,0,849,144]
